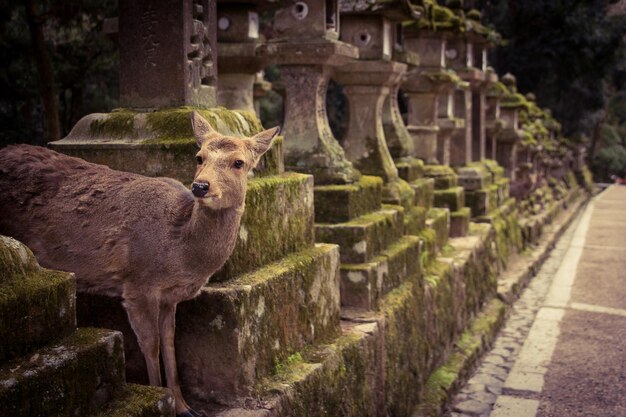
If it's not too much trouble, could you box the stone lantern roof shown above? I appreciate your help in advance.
[339,0,423,20]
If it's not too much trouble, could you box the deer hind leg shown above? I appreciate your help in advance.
[159,302,203,417]
[123,294,162,387]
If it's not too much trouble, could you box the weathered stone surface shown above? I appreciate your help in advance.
[426,208,451,251]
[0,328,125,417]
[450,208,471,238]
[411,177,435,209]
[0,236,76,363]
[213,173,315,281]
[316,208,404,264]
[434,186,465,211]
[396,158,424,183]
[119,0,217,108]
[177,244,341,403]
[423,164,459,189]
[49,107,269,184]
[314,175,383,223]
[94,384,175,417]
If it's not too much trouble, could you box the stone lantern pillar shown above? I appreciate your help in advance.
[497,73,525,181]
[435,71,464,166]
[485,68,504,161]
[402,29,449,164]
[261,0,360,184]
[334,1,421,207]
[216,0,266,112]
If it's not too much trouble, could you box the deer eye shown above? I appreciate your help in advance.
[196,156,203,165]
[233,159,245,169]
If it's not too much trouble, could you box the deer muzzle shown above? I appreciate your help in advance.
[191,182,210,198]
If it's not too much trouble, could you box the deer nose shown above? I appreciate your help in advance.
[191,182,209,198]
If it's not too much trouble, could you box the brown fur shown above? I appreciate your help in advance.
[0,112,278,416]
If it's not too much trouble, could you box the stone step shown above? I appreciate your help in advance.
[423,165,458,189]
[0,236,76,363]
[433,186,465,212]
[455,164,493,191]
[381,178,416,212]
[340,235,422,310]
[0,328,126,417]
[410,177,435,209]
[450,208,471,238]
[314,176,383,223]
[213,172,315,281]
[402,206,428,236]
[426,208,450,251]
[94,384,175,417]
[199,224,497,417]
[316,208,404,264]
[188,244,343,407]
[76,245,341,406]
[396,158,424,182]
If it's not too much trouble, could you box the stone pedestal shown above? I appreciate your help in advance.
[261,0,360,184]
[450,83,472,166]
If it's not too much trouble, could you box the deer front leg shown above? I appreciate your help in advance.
[123,293,162,387]
[160,302,203,417]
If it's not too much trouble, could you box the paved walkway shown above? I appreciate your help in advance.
[449,185,626,417]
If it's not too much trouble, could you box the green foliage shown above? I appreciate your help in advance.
[0,0,119,146]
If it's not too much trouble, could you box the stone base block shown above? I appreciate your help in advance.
[95,384,175,417]
[450,208,471,238]
[423,165,458,189]
[314,176,383,223]
[464,188,489,218]
[455,165,492,191]
[396,158,425,182]
[411,177,435,209]
[382,179,416,212]
[0,236,76,363]
[316,208,404,264]
[340,236,421,310]
[0,328,125,417]
[426,208,450,251]
[403,206,428,236]
[177,244,341,404]
[214,173,315,281]
[433,186,465,211]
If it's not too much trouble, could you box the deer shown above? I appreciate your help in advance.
[0,111,279,417]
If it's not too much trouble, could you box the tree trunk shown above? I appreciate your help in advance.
[25,0,61,141]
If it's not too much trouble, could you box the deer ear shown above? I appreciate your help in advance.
[250,126,280,164]
[190,111,217,147]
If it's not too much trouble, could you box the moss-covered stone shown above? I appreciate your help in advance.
[433,186,465,211]
[0,237,76,363]
[50,106,268,184]
[382,178,417,212]
[423,165,458,189]
[175,244,341,404]
[411,177,435,209]
[426,208,450,250]
[213,172,315,281]
[314,175,383,223]
[94,384,175,417]
[455,164,492,191]
[0,328,125,417]
[316,207,404,264]
[403,206,428,236]
[413,298,506,417]
[450,208,471,237]
[396,158,425,183]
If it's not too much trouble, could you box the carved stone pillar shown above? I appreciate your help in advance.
[261,0,360,184]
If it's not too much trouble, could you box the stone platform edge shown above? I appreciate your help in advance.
[411,191,590,417]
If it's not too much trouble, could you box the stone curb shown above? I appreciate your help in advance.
[414,190,591,417]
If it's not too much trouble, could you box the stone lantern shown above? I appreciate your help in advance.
[334,0,421,206]
[496,73,526,180]
[261,0,360,184]
[216,0,266,112]
[485,68,504,160]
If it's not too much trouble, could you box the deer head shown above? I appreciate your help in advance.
[190,111,279,209]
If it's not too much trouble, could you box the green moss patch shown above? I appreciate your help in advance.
[94,384,174,417]
[314,175,383,223]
